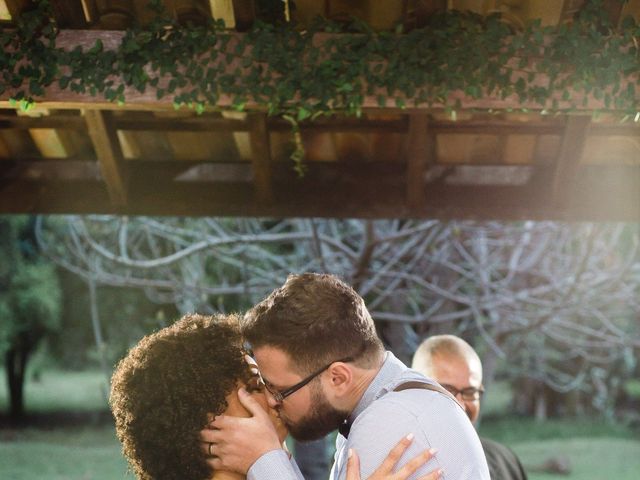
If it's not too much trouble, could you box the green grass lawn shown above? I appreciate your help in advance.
[479,382,640,480]
[479,416,640,480]
[2,426,639,480]
[479,415,637,442]
[1,368,127,479]
[0,426,129,480]
[1,370,639,479]
[514,437,640,480]
[0,368,110,412]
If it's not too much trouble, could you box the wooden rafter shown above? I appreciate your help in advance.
[79,0,98,24]
[49,0,89,28]
[3,0,29,20]
[406,113,432,210]
[0,159,17,179]
[0,164,638,219]
[3,111,640,139]
[247,113,273,204]
[209,0,236,28]
[551,115,591,207]
[3,111,640,138]
[602,0,626,26]
[84,110,128,206]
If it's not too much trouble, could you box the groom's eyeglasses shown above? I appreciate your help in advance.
[263,355,355,404]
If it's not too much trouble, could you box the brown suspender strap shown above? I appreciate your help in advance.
[341,381,464,438]
[393,381,466,413]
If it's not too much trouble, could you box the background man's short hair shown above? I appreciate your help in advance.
[412,334,483,379]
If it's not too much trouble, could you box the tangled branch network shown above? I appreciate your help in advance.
[36,216,640,395]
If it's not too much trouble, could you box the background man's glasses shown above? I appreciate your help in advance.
[441,384,485,401]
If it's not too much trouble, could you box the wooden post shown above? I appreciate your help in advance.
[84,110,129,206]
[406,113,431,211]
[248,113,273,204]
[94,0,134,29]
[209,0,236,28]
[551,115,591,208]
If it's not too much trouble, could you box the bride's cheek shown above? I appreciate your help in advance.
[250,391,269,408]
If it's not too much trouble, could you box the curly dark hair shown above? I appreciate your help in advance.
[109,313,250,480]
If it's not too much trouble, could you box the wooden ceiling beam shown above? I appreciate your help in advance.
[0,159,18,178]
[406,113,432,209]
[1,165,637,220]
[551,115,591,208]
[0,158,100,181]
[0,156,95,165]
[128,159,222,183]
[3,111,639,138]
[247,113,273,203]
[79,0,98,24]
[3,0,30,20]
[602,0,626,26]
[0,113,87,130]
[48,0,89,28]
[0,179,112,213]
[114,115,249,132]
[210,0,236,28]
[84,110,128,206]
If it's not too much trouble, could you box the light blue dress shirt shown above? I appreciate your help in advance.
[248,352,490,480]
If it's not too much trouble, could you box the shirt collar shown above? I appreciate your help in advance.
[346,351,406,425]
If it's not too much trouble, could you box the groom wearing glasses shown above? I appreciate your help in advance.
[201,273,489,480]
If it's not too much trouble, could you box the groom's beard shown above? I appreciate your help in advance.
[281,383,349,442]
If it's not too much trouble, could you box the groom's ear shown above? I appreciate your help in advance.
[326,362,353,394]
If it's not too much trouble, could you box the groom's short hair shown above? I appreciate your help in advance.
[242,273,384,374]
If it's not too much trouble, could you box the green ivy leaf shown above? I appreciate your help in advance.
[89,39,103,54]
[5,0,639,171]
[297,107,311,121]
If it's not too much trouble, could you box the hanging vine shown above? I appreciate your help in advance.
[1,0,639,171]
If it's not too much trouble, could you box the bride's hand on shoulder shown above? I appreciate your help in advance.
[346,434,442,480]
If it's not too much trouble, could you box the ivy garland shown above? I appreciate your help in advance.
[1,0,639,173]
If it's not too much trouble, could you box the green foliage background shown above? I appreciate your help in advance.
[0,217,61,358]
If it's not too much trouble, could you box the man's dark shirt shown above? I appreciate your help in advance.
[481,437,528,480]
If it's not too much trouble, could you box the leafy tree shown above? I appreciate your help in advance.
[0,216,61,420]
[50,268,175,370]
